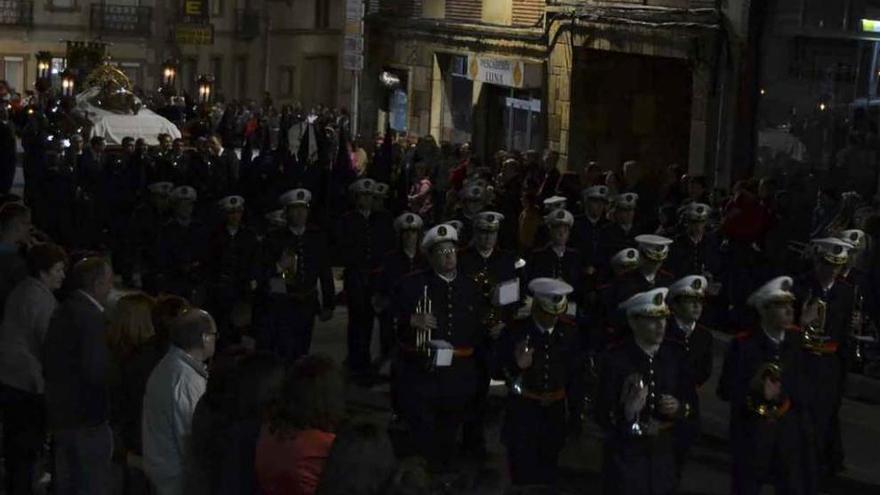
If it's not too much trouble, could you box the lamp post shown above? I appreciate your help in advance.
[197,74,214,104]
[162,59,178,89]
[61,69,76,97]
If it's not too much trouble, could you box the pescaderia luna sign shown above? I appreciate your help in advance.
[466,55,541,89]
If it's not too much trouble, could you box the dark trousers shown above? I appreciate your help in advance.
[461,365,489,455]
[0,157,14,194]
[730,415,815,495]
[344,271,375,371]
[805,353,845,474]
[53,423,113,495]
[256,296,317,363]
[0,384,46,495]
[404,394,468,471]
[504,397,566,486]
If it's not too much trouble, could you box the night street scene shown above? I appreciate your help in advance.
[2,0,880,494]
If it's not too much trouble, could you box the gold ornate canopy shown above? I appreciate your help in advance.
[84,62,133,92]
[82,60,140,114]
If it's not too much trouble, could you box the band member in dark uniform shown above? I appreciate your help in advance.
[597,192,642,267]
[373,212,426,366]
[718,276,816,495]
[598,287,694,495]
[204,195,259,346]
[665,275,715,479]
[458,211,516,458]
[155,186,207,302]
[493,278,581,487]
[452,184,488,246]
[793,237,857,482]
[616,234,676,298]
[574,185,610,276]
[667,202,719,277]
[393,224,487,472]
[256,188,335,362]
[336,178,394,376]
[527,209,583,299]
[128,181,173,293]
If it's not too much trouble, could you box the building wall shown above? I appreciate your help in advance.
[0,0,349,107]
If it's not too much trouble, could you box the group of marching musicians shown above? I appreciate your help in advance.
[106,165,867,493]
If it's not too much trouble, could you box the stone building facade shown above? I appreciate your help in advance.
[362,0,737,184]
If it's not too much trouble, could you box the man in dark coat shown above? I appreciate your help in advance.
[255,188,334,362]
[718,276,816,495]
[493,278,582,486]
[0,202,30,318]
[44,257,115,494]
[204,195,259,346]
[598,287,694,495]
[393,224,487,471]
[0,106,15,194]
[335,178,394,375]
[793,238,857,482]
[528,209,583,300]
[155,186,207,302]
[458,211,517,457]
[664,275,715,479]
[597,192,644,269]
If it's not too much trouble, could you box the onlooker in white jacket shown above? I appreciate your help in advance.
[142,308,217,495]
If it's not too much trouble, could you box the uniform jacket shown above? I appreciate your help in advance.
[598,339,693,495]
[335,210,394,273]
[393,270,487,399]
[667,232,722,278]
[527,245,584,298]
[259,226,335,311]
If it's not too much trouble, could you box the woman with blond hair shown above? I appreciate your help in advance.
[105,292,157,492]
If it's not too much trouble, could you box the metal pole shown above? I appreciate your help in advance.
[352,70,360,137]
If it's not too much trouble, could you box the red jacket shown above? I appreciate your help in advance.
[255,426,336,495]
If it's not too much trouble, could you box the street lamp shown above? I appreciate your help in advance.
[61,69,75,97]
[36,51,52,81]
[162,59,178,88]
[197,74,214,104]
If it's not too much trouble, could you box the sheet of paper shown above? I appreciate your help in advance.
[493,278,520,306]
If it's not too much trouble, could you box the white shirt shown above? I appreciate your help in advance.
[288,225,305,236]
[762,327,785,345]
[77,290,105,313]
[675,318,696,339]
[437,271,457,283]
[479,248,493,259]
[226,226,239,237]
[635,339,660,358]
[142,346,208,495]
[552,245,566,258]
[533,317,554,335]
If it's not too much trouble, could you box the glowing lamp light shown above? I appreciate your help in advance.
[197,74,214,104]
[61,68,75,97]
[35,51,52,80]
[162,60,178,87]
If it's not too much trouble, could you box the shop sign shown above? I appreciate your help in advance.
[182,0,209,21]
[175,23,214,45]
[467,55,540,89]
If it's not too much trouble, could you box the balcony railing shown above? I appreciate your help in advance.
[0,0,33,26]
[235,9,260,40]
[90,3,152,36]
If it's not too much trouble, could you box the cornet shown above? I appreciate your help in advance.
[415,285,433,353]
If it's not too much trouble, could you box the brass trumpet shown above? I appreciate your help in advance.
[747,362,785,418]
[802,290,829,353]
[279,246,299,282]
[415,285,433,353]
